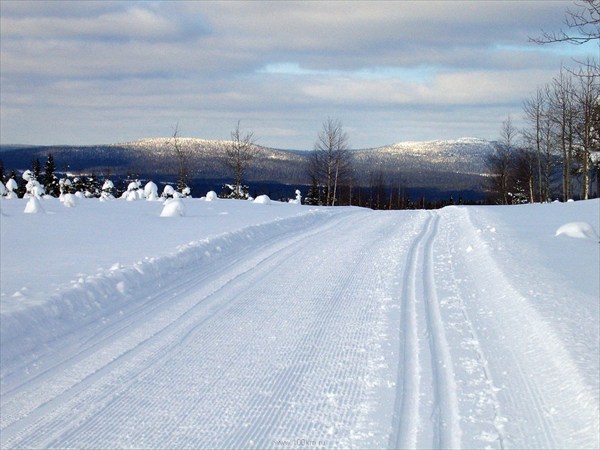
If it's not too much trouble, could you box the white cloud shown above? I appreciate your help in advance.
[0,0,595,149]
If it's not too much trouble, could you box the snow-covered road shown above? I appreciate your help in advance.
[1,199,598,449]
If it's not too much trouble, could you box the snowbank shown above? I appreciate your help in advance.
[0,204,329,366]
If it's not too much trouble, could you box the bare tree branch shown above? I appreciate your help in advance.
[530,0,600,45]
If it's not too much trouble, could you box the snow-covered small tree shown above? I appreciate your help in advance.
[5,177,19,199]
[122,180,141,201]
[82,175,100,198]
[162,184,176,199]
[220,183,249,199]
[304,174,322,206]
[144,181,159,201]
[22,170,45,198]
[100,179,115,201]
[59,177,73,196]
[160,197,186,217]
[24,196,45,214]
[288,189,302,204]
[62,193,78,207]
[43,154,60,197]
[205,190,218,201]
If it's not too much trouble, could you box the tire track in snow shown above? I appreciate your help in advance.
[390,211,460,449]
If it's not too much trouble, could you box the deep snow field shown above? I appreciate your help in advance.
[0,194,598,449]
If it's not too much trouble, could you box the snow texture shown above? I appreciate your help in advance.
[555,222,599,240]
[205,191,218,201]
[23,197,44,214]
[0,197,598,449]
[160,198,186,217]
[253,194,271,205]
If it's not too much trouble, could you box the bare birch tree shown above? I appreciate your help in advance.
[532,0,599,45]
[309,118,352,206]
[488,116,518,204]
[170,123,191,193]
[573,63,599,199]
[225,120,257,199]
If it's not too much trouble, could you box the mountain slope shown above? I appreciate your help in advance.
[351,138,495,189]
[0,137,495,193]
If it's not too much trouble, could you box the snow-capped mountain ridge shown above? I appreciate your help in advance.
[0,137,496,192]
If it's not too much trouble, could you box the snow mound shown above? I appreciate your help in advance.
[23,197,45,214]
[144,181,159,201]
[160,198,186,217]
[254,195,271,205]
[62,193,78,208]
[205,191,218,201]
[555,222,599,240]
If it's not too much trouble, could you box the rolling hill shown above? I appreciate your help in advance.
[0,137,496,198]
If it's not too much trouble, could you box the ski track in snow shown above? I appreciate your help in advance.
[1,202,598,449]
[390,211,460,450]
[1,209,414,448]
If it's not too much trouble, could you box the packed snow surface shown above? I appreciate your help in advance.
[0,197,598,449]
[555,221,599,240]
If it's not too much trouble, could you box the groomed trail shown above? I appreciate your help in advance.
[1,204,598,449]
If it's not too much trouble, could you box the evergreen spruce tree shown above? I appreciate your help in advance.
[43,154,60,197]
[304,174,322,206]
[32,158,42,180]
[84,174,101,197]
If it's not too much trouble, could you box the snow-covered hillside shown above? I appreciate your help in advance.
[1,195,598,449]
[1,138,496,193]
[351,138,495,189]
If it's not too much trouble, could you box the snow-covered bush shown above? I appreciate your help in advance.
[22,170,45,199]
[254,194,271,205]
[122,180,142,201]
[100,180,115,201]
[205,191,218,201]
[144,181,159,201]
[24,196,45,214]
[62,193,78,208]
[5,178,19,199]
[160,197,186,217]
[288,189,302,205]
[221,183,249,199]
[59,177,73,196]
[162,185,175,199]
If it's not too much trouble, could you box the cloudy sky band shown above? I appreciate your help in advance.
[1,0,597,149]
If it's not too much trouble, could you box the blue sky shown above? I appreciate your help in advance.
[1,0,598,149]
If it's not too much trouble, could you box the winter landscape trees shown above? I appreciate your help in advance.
[485,0,599,204]
[224,121,257,199]
[308,118,353,207]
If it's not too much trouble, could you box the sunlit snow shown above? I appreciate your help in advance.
[0,195,598,449]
